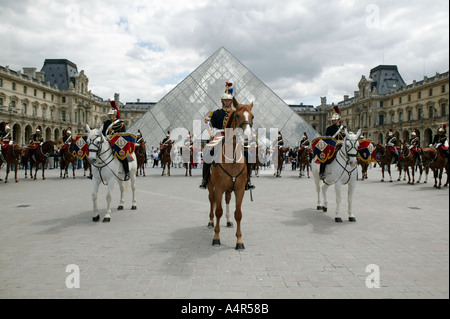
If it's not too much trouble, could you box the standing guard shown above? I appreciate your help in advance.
[102,101,130,181]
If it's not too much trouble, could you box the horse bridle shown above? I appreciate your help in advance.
[324,137,358,186]
[88,134,114,168]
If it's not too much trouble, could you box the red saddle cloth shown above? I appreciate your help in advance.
[110,133,136,161]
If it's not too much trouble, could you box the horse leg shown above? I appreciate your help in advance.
[103,183,114,222]
[208,187,215,228]
[92,179,101,222]
[381,165,385,182]
[212,189,224,246]
[14,162,19,183]
[118,180,125,210]
[321,183,329,213]
[314,171,322,210]
[168,161,171,176]
[438,167,443,189]
[42,162,46,180]
[225,191,233,227]
[388,165,393,182]
[347,182,356,222]
[72,163,76,179]
[5,163,10,183]
[161,162,165,176]
[234,189,245,250]
[130,172,137,210]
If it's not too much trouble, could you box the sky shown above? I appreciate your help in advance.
[0,0,448,106]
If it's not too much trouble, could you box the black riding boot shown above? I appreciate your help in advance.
[199,162,211,189]
[319,163,326,180]
[245,161,255,190]
[121,158,130,181]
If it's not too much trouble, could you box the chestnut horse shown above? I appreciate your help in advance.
[160,140,173,176]
[298,146,312,178]
[399,141,423,184]
[23,141,56,180]
[375,143,402,182]
[135,141,146,177]
[275,146,289,177]
[0,143,23,183]
[59,143,77,179]
[420,147,448,189]
[207,97,253,250]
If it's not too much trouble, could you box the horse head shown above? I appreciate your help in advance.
[343,129,360,168]
[232,97,254,140]
[86,124,106,165]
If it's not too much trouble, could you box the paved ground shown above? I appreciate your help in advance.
[0,163,448,299]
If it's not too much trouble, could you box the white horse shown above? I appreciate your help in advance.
[312,129,361,223]
[86,124,137,222]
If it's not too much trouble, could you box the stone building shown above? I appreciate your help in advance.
[326,65,449,147]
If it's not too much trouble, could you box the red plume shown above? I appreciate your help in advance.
[138,129,141,134]
[444,124,447,130]
[333,105,340,115]
[109,100,121,120]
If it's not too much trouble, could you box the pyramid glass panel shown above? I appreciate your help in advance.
[129,47,318,148]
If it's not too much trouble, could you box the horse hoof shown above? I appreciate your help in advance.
[317,206,322,210]
[93,215,100,222]
[131,206,137,210]
[212,239,221,247]
[349,217,356,222]
[227,222,234,228]
[235,243,245,251]
[207,222,214,228]
[380,180,384,182]
[322,207,327,212]
[335,217,343,223]
[117,205,124,210]
[389,180,393,183]
[103,217,111,223]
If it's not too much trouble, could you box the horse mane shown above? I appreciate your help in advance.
[224,110,236,129]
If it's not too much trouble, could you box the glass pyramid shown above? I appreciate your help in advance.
[129,47,318,149]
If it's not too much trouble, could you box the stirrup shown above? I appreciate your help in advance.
[245,182,255,191]
[124,173,130,181]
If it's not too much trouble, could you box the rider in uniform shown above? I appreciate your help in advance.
[136,130,148,164]
[319,106,345,179]
[29,126,44,159]
[101,102,130,181]
[432,124,449,159]
[297,132,310,161]
[59,127,73,157]
[386,129,399,164]
[409,129,420,164]
[0,123,12,159]
[199,83,255,191]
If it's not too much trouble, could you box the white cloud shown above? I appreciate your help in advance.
[0,0,448,105]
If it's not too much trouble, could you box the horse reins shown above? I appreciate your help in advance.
[323,138,358,186]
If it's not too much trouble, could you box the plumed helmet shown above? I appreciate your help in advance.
[331,105,340,121]
[411,131,416,136]
[439,124,447,132]
[388,129,393,136]
[107,108,117,115]
[5,125,10,131]
[221,93,233,100]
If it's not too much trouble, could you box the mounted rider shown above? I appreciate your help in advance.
[199,82,255,191]
[59,127,73,157]
[319,105,345,180]
[409,128,420,164]
[136,130,147,163]
[0,123,12,160]
[432,124,449,160]
[101,101,130,181]
[386,129,399,164]
[298,132,310,160]
[160,131,171,153]
[28,126,44,159]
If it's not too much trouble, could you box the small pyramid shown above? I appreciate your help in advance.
[129,47,318,148]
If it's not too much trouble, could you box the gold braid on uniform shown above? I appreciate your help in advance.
[222,109,231,129]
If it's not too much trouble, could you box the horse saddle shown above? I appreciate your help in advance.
[110,133,136,161]
[311,137,338,164]
[73,134,89,159]
[357,140,376,163]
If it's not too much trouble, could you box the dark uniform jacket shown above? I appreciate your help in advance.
[30,133,44,144]
[409,137,419,147]
[432,134,447,146]
[325,124,345,140]
[102,119,126,137]
[210,108,231,130]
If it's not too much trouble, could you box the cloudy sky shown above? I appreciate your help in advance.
[1,0,448,106]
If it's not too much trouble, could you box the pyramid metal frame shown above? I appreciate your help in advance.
[129,47,318,149]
